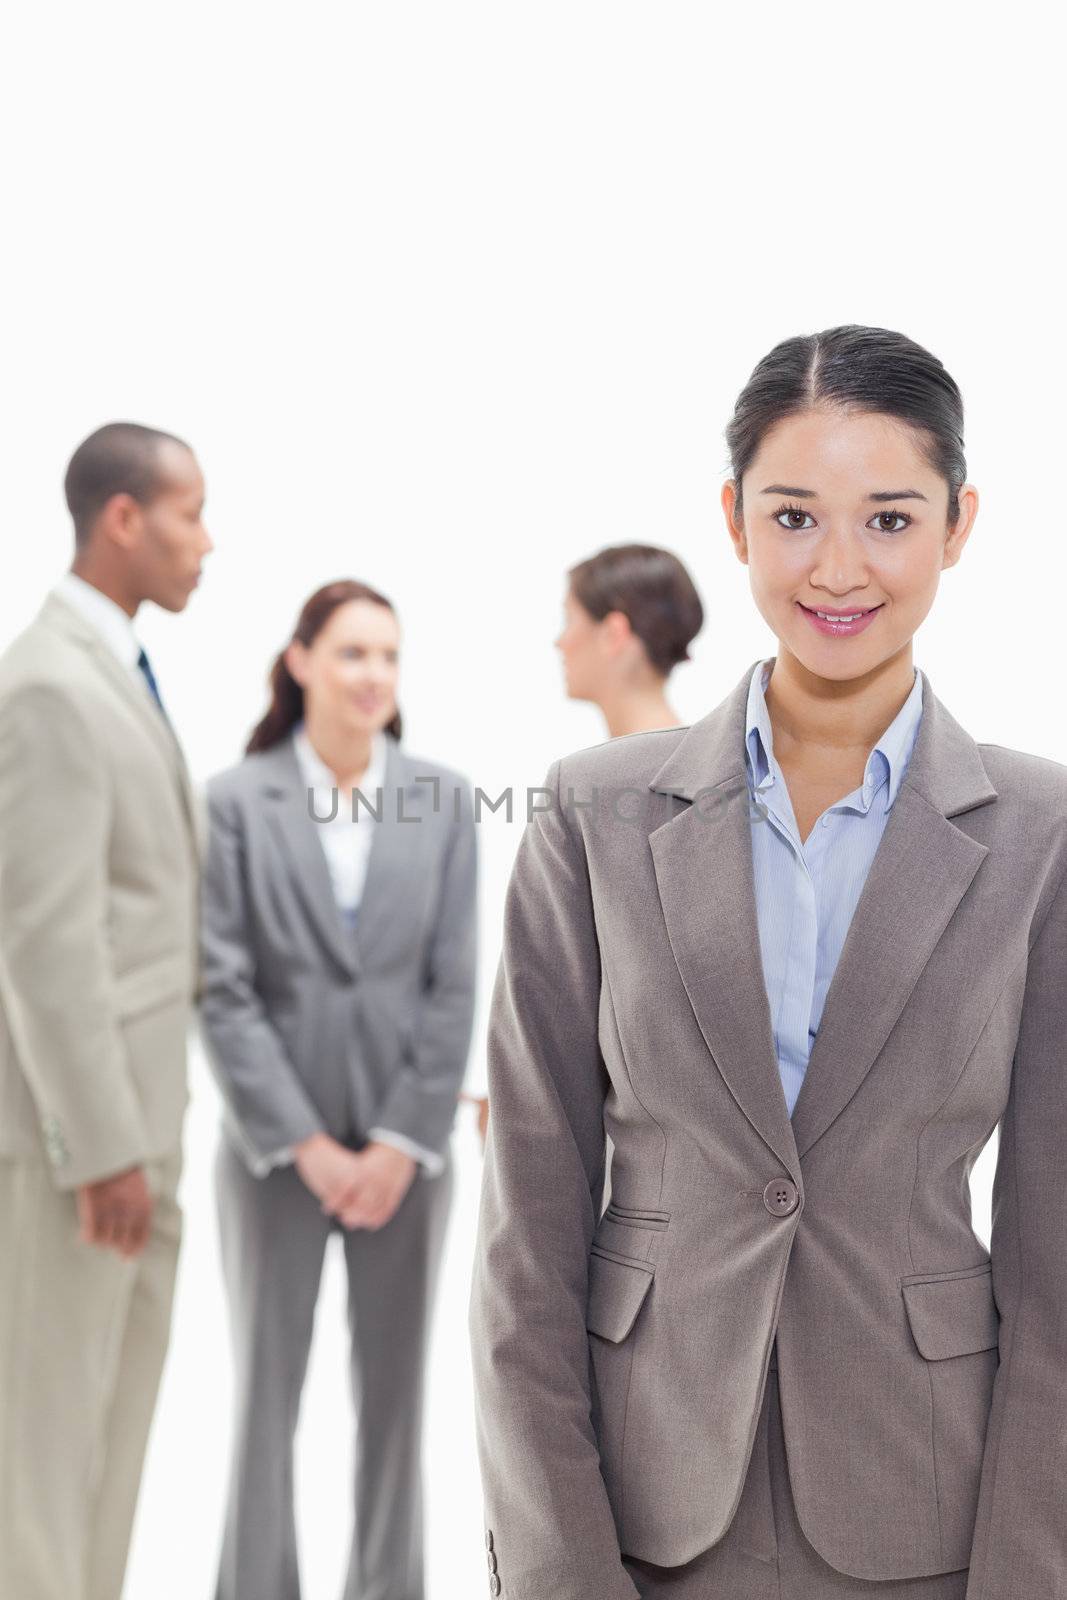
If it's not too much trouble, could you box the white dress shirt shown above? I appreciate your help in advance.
[292,720,387,916]
[52,571,143,675]
[287,720,445,1178]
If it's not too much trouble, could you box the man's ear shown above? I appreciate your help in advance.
[96,492,144,553]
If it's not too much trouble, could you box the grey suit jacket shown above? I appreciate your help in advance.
[0,590,202,1188]
[198,731,477,1173]
[469,659,1067,1600]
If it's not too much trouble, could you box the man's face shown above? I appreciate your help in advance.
[133,442,213,612]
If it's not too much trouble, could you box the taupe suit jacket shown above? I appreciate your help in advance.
[0,590,202,1188]
[469,659,1067,1600]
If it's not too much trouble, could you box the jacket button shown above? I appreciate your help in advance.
[487,1550,497,1574]
[763,1177,799,1216]
[489,1576,501,1596]
[485,1528,494,1551]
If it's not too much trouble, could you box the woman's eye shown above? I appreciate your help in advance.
[774,507,815,531]
[868,511,912,533]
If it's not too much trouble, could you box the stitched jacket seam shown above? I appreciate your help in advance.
[967,853,1067,1596]
[556,755,669,1211]
[906,948,1030,1276]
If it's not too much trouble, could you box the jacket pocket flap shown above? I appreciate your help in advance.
[901,1263,999,1360]
[603,1200,671,1229]
[112,952,190,1020]
[586,1245,654,1343]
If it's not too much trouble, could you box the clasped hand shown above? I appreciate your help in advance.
[293,1133,416,1230]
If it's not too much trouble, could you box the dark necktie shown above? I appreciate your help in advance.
[136,646,169,722]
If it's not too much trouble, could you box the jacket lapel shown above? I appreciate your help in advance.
[260,731,422,980]
[39,591,200,852]
[648,660,801,1180]
[648,659,997,1172]
[787,677,996,1157]
[350,736,428,961]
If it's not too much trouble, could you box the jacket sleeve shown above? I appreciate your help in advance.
[197,780,325,1170]
[0,683,150,1188]
[468,756,640,1600]
[369,775,478,1158]
[366,1124,447,1176]
[965,856,1067,1597]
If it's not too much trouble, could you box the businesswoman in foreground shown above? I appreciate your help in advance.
[200,579,477,1600]
[470,326,1067,1599]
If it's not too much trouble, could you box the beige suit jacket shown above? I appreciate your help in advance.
[0,589,203,1188]
[469,659,1067,1600]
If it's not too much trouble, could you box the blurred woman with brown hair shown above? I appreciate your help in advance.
[199,579,477,1600]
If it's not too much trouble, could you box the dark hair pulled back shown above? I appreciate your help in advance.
[567,543,704,677]
[725,324,966,524]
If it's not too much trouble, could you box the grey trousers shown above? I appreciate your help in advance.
[621,1345,970,1600]
[214,1135,454,1600]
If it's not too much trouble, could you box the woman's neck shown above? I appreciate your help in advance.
[598,683,684,739]
[763,648,916,768]
[302,715,375,787]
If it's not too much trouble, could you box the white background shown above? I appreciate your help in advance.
[1,4,1064,1597]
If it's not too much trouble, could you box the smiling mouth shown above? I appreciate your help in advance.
[799,602,882,621]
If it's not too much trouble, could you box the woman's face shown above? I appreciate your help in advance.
[722,407,978,683]
[556,582,614,694]
[286,598,400,737]
[556,582,646,694]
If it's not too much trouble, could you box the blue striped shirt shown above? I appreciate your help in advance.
[744,657,925,1117]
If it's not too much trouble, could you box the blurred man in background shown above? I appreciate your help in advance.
[0,422,212,1600]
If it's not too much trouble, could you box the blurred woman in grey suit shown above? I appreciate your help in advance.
[199,578,477,1600]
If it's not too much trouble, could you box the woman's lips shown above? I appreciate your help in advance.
[797,601,883,638]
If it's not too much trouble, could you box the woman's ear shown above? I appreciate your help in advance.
[283,638,307,687]
[600,609,635,655]
[722,479,748,562]
[943,483,979,571]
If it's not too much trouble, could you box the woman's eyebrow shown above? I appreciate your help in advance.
[758,484,928,502]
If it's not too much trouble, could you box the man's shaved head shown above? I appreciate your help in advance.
[64,421,193,546]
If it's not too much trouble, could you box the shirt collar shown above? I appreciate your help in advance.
[744,655,924,813]
[291,721,389,794]
[52,571,142,671]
